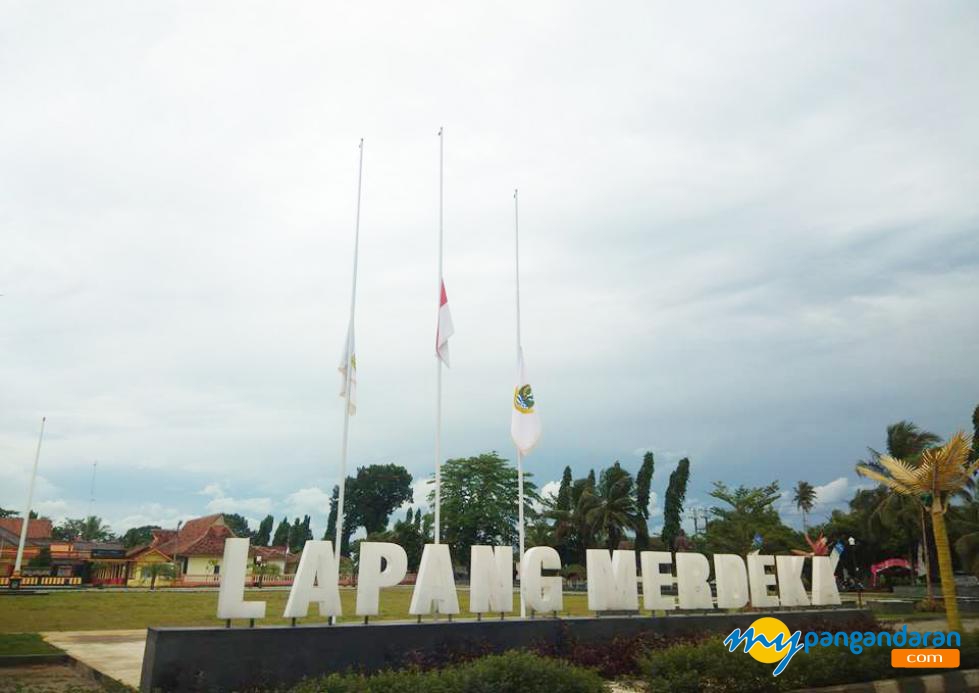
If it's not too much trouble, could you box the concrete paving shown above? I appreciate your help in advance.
[41,630,145,690]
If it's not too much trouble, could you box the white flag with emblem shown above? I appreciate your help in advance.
[338,324,356,415]
[510,348,541,454]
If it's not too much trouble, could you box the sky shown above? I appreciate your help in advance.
[2,1,978,541]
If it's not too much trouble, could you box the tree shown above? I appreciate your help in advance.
[28,547,51,568]
[661,458,690,550]
[141,562,176,590]
[323,486,339,542]
[970,405,979,464]
[53,516,113,541]
[703,482,800,555]
[120,525,159,549]
[793,481,816,529]
[347,464,413,535]
[222,514,252,538]
[272,516,290,547]
[254,515,274,546]
[636,453,655,519]
[0,507,18,518]
[857,431,976,632]
[556,466,573,513]
[432,452,539,562]
[581,468,642,550]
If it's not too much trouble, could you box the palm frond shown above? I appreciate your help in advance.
[856,462,915,495]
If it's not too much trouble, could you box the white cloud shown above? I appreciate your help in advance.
[199,483,224,498]
[113,503,184,531]
[539,480,561,502]
[283,486,332,519]
[813,477,851,506]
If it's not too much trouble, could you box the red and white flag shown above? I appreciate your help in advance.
[436,280,455,366]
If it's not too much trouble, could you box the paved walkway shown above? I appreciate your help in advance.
[42,630,145,690]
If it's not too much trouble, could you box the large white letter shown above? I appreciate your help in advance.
[776,556,810,607]
[469,545,513,614]
[640,551,675,611]
[283,540,341,618]
[356,542,408,616]
[522,546,563,613]
[217,538,266,620]
[713,554,749,609]
[811,553,842,605]
[747,554,780,608]
[409,544,460,615]
[676,552,714,609]
[586,549,639,612]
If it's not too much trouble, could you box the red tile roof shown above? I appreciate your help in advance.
[179,525,235,556]
[0,517,53,540]
[129,514,234,559]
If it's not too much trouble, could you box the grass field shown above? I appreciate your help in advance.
[0,632,62,655]
[0,587,594,633]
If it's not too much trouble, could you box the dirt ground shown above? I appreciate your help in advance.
[0,664,107,693]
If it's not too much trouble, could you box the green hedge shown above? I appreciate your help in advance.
[290,651,604,693]
[641,631,979,693]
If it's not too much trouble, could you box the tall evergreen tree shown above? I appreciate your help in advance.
[661,457,691,551]
[254,514,274,546]
[556,466,573,512]
[272,516,290,547]
[970,405,979,463]
[323,486,339,542]
[636,452,655,519]
[287,517,303,553]
[586,469,596,490]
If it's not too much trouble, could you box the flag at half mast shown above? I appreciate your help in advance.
[510,347,541,454]
[436,280,454,366]
[338,323,356,415]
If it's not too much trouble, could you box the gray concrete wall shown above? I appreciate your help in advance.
[140,608,868,692]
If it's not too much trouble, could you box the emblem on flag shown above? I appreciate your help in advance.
[513,384,535,413]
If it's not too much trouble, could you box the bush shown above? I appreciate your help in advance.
[640,628,978,692]
[290,651,604,693]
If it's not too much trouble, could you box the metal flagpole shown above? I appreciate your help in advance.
[87,461,98,518]
[14,417,46,576]
[435,127,444,544]
[335,139,364,564]
[514,189,526,618]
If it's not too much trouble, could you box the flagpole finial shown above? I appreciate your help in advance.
[438,126,443,136]
[514,188,518,199]
[359,138,364,148]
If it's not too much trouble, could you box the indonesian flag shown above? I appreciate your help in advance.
[510,348,541,455]
[338,323,356,415]
[436,280,454,366]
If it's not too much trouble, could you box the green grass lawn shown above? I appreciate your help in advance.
[0,632,62,655]
[0,588,594,632]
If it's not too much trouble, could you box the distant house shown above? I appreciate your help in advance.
[126,514,292,587]
[0,517,53,576]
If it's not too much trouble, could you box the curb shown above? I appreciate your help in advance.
[0,653,71,667]
[796,668,979,691]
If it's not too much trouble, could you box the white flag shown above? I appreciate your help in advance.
[338,324,356,415]
[510,348,541,454]
[436,280,454,366]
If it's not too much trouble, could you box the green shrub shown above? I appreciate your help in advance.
[641,630,976,692]
[290,651,604,693]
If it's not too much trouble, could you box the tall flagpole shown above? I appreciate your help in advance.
[14,417,46,576]
[514,189,526,618]
[434,127,444,544]
[335,138,364,563]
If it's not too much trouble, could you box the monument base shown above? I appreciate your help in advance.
[141,608,868,692]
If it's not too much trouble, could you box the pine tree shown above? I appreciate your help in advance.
[254,514,274,546]
[323,486,339,541]
[287,517,302,553]
[662,458,691,551]
[556,466,573,512]
[636,452,655,519]
[272,516,290,547]
[586,469,596,490]
[970,404,979,463]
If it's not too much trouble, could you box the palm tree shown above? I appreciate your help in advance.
[863,421,944,603]
[857,431,975,631]
[581,475,643,550]
[793,481,816,529]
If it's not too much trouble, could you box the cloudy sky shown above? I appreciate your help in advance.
[2,2,977,539]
